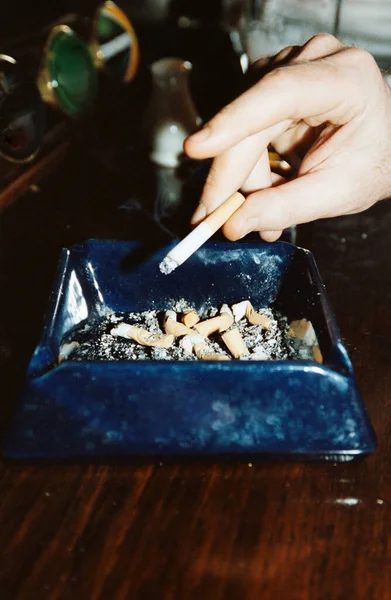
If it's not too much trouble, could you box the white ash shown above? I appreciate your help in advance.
[159,257,177,275]
[61,302,315,362]
[172,298,195,313]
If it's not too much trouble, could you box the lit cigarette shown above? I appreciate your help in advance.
[232,300,272,329]
[111,323,174,348]
[194,311,233,338]
[159,191,246,274]
[164,311,194,337]
[221,327,249,359]
[288,319,317,346]
[182,310,200,328]
[58,341,80,363]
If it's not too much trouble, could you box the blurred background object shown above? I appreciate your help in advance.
[142,57,201,167]
[91,1,139,83]
[37,25,98,117]
[0,54,45,163]
[0,0,390,213]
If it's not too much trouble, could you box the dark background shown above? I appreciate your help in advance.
[0,0,225,39]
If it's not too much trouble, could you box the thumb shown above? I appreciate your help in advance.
[221,168,353,240]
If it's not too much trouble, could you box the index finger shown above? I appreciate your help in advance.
[184,51,359,159]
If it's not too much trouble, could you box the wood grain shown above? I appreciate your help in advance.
[0,153,391,599]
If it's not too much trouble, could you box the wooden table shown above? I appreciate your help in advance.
[0,148,390,599]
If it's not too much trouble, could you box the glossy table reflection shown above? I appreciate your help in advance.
[0,144,390,599]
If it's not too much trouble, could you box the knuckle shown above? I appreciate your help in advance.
[262,66,288,90]
[262,67,300,114]
[309,33,340,47]
[343,46,377,70]
[339,47,384,93]
[301,33,343,58]
[203,166,219,195]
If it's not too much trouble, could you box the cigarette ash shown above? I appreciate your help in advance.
[60,302,317,363]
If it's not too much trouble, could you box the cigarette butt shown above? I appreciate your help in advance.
[288,319,317,346]
[312,345,323,364]
[182,310,200,328]
[268,150,292,171]
[269,159,292,171]
[220,304,233,318]
[165,310,177,321]
[193,341,230,361]
[194,312,233,337]
[111,323,174,348]
[201,353,231,361]
[164,316,194,337]
[194,340,209,358]
[232,300,249,322]
[58,341,80,363]
[232,300,272,329]
[246,304,272,329]
[221,327,249,359]
[180,334,205,355]
[159,191,245,273]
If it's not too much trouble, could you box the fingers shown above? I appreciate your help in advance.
[191,132,271,224]
[259,230,283,242]
[221,168,353,240]
[271,121,317,165]
[265,34,343,67]
[185,56,352,159]
[241,149,272,194]
[248,34,343,82]
[295,33,344,61]
[185,43,377,162]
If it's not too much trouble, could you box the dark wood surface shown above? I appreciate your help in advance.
[0,147,391,599]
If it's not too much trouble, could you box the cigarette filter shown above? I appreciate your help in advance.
[221,327,249,359]
[164,314,194,337]
[288,319,317,346]
[312,345,323,364]
[232,300,271,329]
[194,312,233,338]
[182,310,200,328]
[111,323,174,348]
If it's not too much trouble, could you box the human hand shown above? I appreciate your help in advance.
[184,34,391,241]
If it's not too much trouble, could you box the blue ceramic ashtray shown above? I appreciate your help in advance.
[3,240,376,461]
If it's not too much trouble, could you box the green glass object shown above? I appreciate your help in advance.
[96,13,130,82]
[92,2,139,84]
[46,27,97,117]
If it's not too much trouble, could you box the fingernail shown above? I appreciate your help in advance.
[188,125,211,144]
[191,203,207,224]
[239,217,259,239]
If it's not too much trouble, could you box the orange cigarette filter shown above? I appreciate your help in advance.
[221,327,249,359]
[194,312,233,338]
